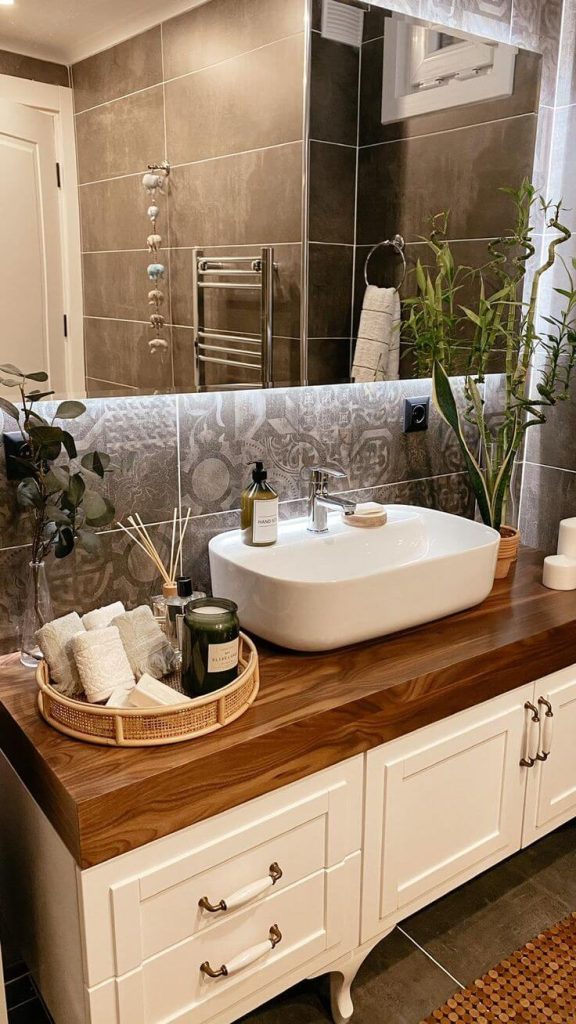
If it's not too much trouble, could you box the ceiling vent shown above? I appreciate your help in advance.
[321,0,364,47]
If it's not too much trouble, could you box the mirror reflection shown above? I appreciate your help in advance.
[1,1,541,398]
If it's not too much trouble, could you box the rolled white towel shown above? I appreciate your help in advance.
[36,612,85,698]
[112,605,179,679]
[71,626,135,704]
[82,602,126,631]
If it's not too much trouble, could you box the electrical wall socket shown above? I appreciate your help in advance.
[403,397,430,433]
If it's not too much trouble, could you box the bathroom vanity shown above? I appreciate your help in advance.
[1,548,576,1024]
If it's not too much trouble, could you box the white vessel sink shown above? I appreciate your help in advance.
[209,506,500,652]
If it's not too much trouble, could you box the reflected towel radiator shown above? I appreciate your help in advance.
[192,247,275,390]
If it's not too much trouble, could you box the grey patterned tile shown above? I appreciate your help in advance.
[177,388,302,516]
[519,462,576,553]
[512,0,563,105]
[0,546,30,655]
[421,0,512,40]
[555,0,576,107]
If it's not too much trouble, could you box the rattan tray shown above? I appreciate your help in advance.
[36,632,259,747]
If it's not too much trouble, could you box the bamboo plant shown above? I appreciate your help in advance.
[402,181,576,532]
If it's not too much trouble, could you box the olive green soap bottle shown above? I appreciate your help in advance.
[241,461,278,546]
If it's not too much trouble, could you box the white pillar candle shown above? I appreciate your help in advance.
[557,518,576,558]
[542,554,576,591]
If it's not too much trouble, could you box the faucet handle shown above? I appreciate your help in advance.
[302,464,347,482]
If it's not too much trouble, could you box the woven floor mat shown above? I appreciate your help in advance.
[421,911,576,1023]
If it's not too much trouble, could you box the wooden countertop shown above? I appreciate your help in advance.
[1,547,576,869]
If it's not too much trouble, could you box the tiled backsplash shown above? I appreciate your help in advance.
[0,376,487,653]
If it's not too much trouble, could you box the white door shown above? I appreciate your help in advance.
[362,686,532,943]
[523,667,576,846]
[0,98,66,393]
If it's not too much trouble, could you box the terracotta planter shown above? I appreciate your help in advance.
[494,525,520,580]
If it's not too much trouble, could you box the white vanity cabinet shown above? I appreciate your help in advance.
[523,665,576,846]
[361,686,533,943]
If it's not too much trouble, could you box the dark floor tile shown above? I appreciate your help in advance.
[240,930,458,1023]
[5,974,35,1010]
[508,819,576,907]
[402,851,571,987]
[8,997,51,1023]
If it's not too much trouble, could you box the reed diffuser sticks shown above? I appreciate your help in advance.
[116,508,192,594]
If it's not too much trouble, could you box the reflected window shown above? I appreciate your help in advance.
[382,17,517,123]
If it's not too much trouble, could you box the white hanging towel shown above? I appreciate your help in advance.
[351,285,401,382]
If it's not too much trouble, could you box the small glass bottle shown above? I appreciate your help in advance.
[165,577,205,652]
[181,598,240,697]
[241,461,278,546]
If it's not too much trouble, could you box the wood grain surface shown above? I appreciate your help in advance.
[1,548,575,868]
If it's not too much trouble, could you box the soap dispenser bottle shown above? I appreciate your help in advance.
[241,462,278,546]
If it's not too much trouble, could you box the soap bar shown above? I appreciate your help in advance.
[106,686,134,709]
[344,502,388,528]
[129,673,190,707]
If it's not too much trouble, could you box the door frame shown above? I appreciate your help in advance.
[0,74,84,396]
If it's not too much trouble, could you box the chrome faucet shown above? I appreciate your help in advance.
[305,466,356,534]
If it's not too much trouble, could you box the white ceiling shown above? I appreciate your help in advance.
[0,0,210,65]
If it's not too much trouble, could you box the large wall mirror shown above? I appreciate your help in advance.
[2,0,541,398]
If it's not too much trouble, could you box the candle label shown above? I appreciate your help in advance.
[208,637,239,674]
[253,498,278,544]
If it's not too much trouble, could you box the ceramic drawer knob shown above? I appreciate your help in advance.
[147,263,165,281]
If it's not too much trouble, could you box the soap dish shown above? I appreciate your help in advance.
[36,632,259,747]
[343,503,388,528]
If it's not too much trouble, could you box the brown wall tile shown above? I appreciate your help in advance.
[75,85,165,184]
[356,113,538,245]
[79,175,150,251]
[0,49,68,87]
[308,243,354,338]
[84,317,173,391]
[162,0,305,80]
[168,143,303,248]
[308,338,352,384]
[165,34,304,165]
[310,31,359,146]
[72,28,162,112]
[309,141,356,244]
[83,250,171,324]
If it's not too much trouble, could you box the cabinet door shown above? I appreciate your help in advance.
[523,667,576,846]
[362,686,532,943]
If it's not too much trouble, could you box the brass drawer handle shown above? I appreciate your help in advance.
[200,924,282,979]
[520,701,540,768]
[199,862,283,914]
[536,696,554,761]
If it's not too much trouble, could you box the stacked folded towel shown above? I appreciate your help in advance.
[82,602,125,630]
[36,612,86,698]
[112,605,179,679]
[71,626,135,704]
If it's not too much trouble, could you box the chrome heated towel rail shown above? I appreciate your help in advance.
[192,247,275,389]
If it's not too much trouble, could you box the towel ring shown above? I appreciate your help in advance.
[364,234,406,291]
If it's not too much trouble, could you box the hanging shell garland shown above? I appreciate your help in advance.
[143,163,170,359]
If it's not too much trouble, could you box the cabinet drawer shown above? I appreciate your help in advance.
[87,855,360,1024]
[141,813,325,960]
[81,756,363,986]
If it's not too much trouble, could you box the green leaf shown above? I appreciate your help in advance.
[45,466,70,491]
[16,477,42,509]
[27,390,55,402]
[0,363,24,376]
[54,526,75,559]
[432,362,492,527]
[55,400,86,420]
[81,451,110,478]
[460,306,483,327]
[83,491,115,527]
[24,371,49,382]
[76,529,101,555]
[28,425,64,446]
[66,473,86,508]
[0,397,19,421]
[0,378,20,387]
[61,431,77,460]
[45,504,72,526]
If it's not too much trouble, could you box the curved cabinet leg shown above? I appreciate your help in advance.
[327,932,393,1024]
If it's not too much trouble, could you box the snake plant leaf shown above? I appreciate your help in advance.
[432,361,492,527]
[490,425,518,531]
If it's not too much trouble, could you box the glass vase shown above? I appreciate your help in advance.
[20,561,54,668]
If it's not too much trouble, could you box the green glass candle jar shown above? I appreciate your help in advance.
[181,598,240,697]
